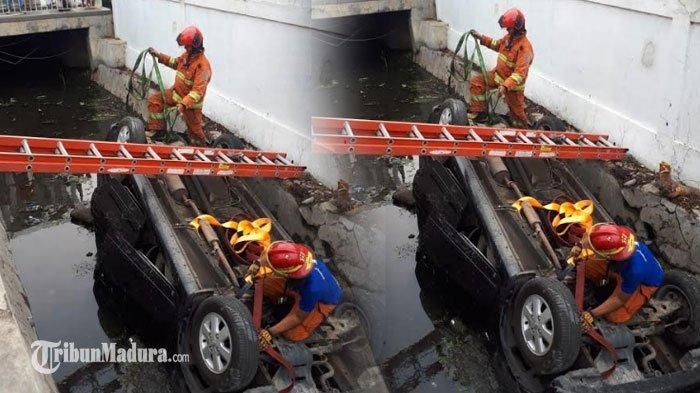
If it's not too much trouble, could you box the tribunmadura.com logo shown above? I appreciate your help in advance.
[30,340,190,375]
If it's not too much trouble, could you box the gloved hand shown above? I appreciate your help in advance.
[580,311,595,332]
[568,244,583,260]
[176,103,186,114]
[498,85,507,96]
[258,329,273,350]
[469,29,482,40]
[147,47,158,56]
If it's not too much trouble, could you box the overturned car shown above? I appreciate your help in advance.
[90,118,382,393]
[413,99,700,392]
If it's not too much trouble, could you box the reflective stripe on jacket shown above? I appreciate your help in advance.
[479,33,534,92]
[156,51,212,110]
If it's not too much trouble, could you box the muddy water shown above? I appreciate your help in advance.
[1,63,175,391]
[315,47,504,392]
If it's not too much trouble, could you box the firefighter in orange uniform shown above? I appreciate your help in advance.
[147,26,212,145]
[468,8,533,127]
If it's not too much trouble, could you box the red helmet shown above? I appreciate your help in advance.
[176,26,203,49]
[499,8,526,30]
[587,223,637,261]
[262,241,315,279]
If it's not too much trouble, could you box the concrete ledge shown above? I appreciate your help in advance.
[0,8,110,24]
[311,0,420,19]
[414,19,447,50]
[0,217,57,393]
[0,12,112,38]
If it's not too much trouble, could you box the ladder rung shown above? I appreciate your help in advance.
[276,154,292,165]
[260,156,275,165]
[218,151,234,164]
[342,121,354,137]
[539,134,556,145]
[494,131,509,143]
[468,129,482,142]
[580,137,596,147]
[88,143,102,158]
[119,145,133,159]
[517,133,533,144]
[242,156,255,164]
[440,127,455,141]
[564,137,577,146]
[377,123,391,138]
[171,149,187,161]
[598,138,614,147]
[20,139,32,155]
[146,146,161,160]
[410,125,425,139]
[55,141,69,157]
[195,150,211,162]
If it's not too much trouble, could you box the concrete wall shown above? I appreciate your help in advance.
[111,0,341,186]
[0,216,57,393]
[434,0,700,187]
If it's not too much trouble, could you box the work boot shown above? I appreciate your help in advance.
[468,112,489,125]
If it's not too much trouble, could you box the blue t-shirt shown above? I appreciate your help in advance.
[294,260,343,313]
[614,242,664,295]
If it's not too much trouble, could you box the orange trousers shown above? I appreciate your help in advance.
[147,88,206,141]
[469,71,527,127]
[261,275,336,342]
[585,258,658,323]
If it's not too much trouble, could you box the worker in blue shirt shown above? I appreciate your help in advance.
[574,223,664,329]
[256,241,342,347]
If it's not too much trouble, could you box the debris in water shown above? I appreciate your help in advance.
[86,252,93,257]
[408,234,415,239]
[36,95,47,101]
[24,216,42,227]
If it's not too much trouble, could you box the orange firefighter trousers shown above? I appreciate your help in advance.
[146,89,206,141]
[469,71,527,126]
[261,275,336,342]
[585,258,658,323]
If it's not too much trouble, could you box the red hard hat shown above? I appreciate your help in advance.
[499,8,526,30]
[176,26,203,49]
[263,241,315,279]
[587,223,637,261]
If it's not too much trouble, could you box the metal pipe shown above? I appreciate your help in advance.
[487,157,562,269]
[183,197,238,287]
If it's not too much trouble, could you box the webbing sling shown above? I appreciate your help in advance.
[575,260,618,378]
[253,279,296,393]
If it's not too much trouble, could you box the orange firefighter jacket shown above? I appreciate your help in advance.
[156,51,212,109]
[480,33,534,92]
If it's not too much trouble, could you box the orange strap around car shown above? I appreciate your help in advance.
[575,259,618,378]
[190,215,272,252]
[254,279,296,393]
[513,197,594,236]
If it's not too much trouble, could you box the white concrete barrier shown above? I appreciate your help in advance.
[435,0,700,187]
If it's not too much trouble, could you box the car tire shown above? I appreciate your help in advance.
[436,98,468,125]
[533,116,566,132]
[511,277,581,375]
[190,295,258,392]
[106,116,147,144]
[656,270,700,348]
[212,133,245,150]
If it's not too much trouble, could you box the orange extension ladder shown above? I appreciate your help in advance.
[312,117,627,160]
[0,135,305,178]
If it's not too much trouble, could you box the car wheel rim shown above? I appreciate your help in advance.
[521,294,554,356]
[657,284,693,334]
[439,108,452,125]
[199,312,232,374]
[117,125,131,143]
